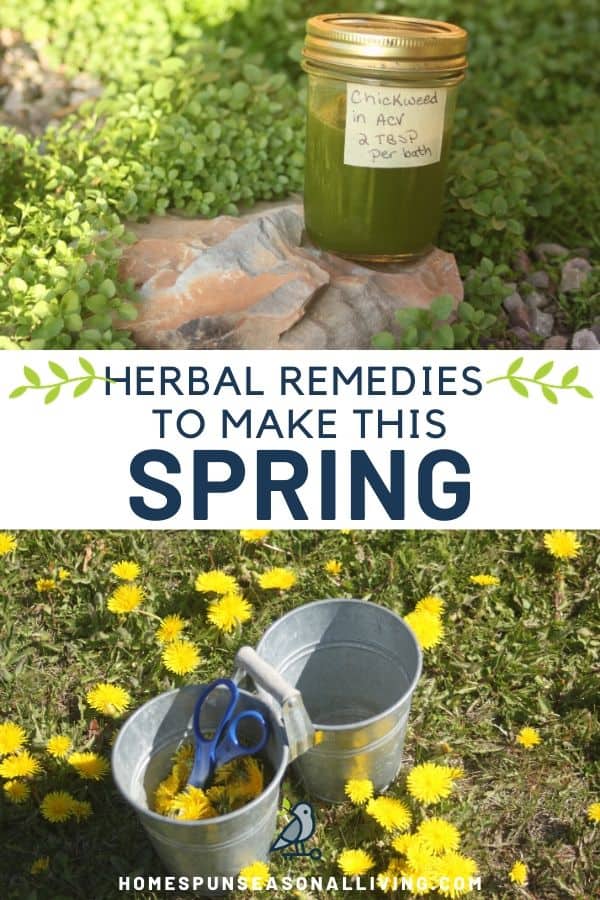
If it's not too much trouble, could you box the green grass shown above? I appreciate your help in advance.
[0,530,598,898]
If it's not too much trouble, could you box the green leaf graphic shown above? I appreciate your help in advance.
[9,386,27,399]
[562,366,579,387]
[24,366,40,386]
[542,386,558,404]
[44,385,61,404]
[534,361,553,380]
[79,357,96,376]
[509,378,528,397]
[575,386,593,399]
[73,378,93,397]
[48,361,69,380]
[508,357,524,375]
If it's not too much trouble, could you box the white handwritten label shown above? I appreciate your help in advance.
[344,83,447,169]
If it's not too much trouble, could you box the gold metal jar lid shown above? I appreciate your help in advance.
[302,14,468,80]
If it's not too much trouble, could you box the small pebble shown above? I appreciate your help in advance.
[526,270,551,291]
[503,291,531,329]
[534,242,569,260]
[530,308,554,338]
[524,290,550,310]
[571,329,600,350]
[513,250,531,274]
[510,326,534,348]
[544,335,569,350]
[560,257,592,293]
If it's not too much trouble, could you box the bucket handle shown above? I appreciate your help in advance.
[234,646,315,762]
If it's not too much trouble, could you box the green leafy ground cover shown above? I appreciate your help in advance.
[0,529,599,898]
[0,0,599,348]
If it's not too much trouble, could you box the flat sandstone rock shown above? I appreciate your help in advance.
[119,200,463,349]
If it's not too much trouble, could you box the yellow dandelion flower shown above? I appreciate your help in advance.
[543,530,581,559]
[392,833,425,855]
[226,757,264,805]
[415,595,445,615]
[345,778,374,805]
[515,727,542,749]
[239,530,270,542]
[401,841,439,895]
[587,801,600,823]
[107,583,144,614]
[46,735,72,759]
[162,639,201,676]
[417,818,461,855]
[67,751,109,781]
[437,852,478,897]
[195,570,239,595]
[324,559,342,576]
[169,785,216,820]
[156,614,187,644]
[0,721,27,756]
[58,567,70,580]
[111,560,141,581]
[239,860,270,889]
[3,779,30,803]
[30,857,50,875]
[0,532,18,555]
[407,763,461,805]
[377,861,403,893]
[0,750,41,779]
[173,742,195,766]
[469,574,499,586]
[366,796,412,832]
[86,682,131,717]
[257,567,297,590]
[40,790,77,823]
[338,849,375,877]
[404,610,445,651]
[207,593,253,633]
[71,799,93,820]
[154,770,183,816]
[508,861,527,885]
[36,578,56,593]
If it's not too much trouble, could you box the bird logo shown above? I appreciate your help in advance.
[269,801,322,859]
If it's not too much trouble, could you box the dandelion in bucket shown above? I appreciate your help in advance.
[543,530,581,560]
[40,791,78,823]
[239,530,270,542]
[509,860,528,885]
[515,726,542,749]
[107,583,144,614]
[344,778,374,805]
[469,574,500,586]
[46,735,72,759]
[4,779,30,803]
[195,570,239,595]
[0,721,27,756]
[337,848,375,877]
[406,762,462,805]
[162,639,201,675]
[324,559,342,575]
[0,750,42,779]
[258,567,297,590]
[86,683,131,717]
[587,801,600,823]
[207,593,253,633]
[156,614,188,644]
[111,560,141,581]
[239,860,270,889]
[68,751,109,780]
[0,532,17,555]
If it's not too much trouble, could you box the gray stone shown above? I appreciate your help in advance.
[513,250,531,274]
[560,257,592,293]
[502,291,531,329]
[526,270,551,291]
[544,335,569,350]
[534,242,569,260]
[524,290,550,310]
[119,200,463,350]
[510,326,534,348]
[571,329,600,350]
[591,316,600,341]
[529,308,554,338]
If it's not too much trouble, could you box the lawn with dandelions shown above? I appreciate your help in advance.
[0,530,598,899]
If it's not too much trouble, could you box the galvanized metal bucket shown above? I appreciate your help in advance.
[237,598,422,802]
[111,683,289,896]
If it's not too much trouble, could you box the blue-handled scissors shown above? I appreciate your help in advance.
[187,678,269,789]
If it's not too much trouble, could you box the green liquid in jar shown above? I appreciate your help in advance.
[304,95,454,261]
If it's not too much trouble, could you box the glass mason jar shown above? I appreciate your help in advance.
[302,14,468,262]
